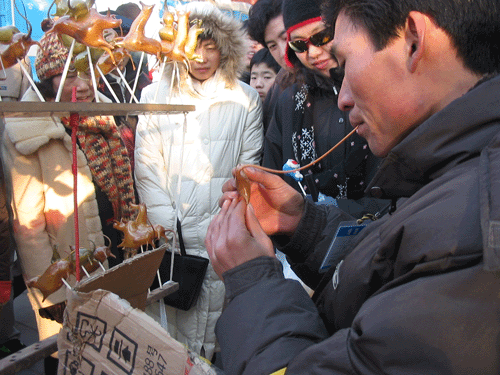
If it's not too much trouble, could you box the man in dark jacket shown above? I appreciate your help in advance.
[247,0,297,132]
[205,0,500,374]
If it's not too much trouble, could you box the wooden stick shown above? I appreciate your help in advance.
[86,47,100,103]
[56,39,76,102]
[96,65,121,103]
[70,87,81,281]
[116,68,139,103]
[17,58,45,102]
[130,52,146,103]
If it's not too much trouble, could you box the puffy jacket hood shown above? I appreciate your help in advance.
[162,1,247,91]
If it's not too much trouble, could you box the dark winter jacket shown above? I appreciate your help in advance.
[215,74,500,374]
[263,70,384,217]
[262,68,297,132]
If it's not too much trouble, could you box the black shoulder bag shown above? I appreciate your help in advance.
[153,218,209,311]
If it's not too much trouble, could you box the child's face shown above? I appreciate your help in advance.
[250,63,278,102]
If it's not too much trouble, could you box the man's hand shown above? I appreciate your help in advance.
[206,198,275,279]
[220,166,305,236]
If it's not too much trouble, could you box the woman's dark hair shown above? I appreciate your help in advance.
[35,78,56,100]
[250,48,281,74]
[321,0,500,75]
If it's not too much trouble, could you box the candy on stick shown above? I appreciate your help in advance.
[170,11,190,62]
[158,9,176,56]
[0,26,20,43]
[48,0,96,19]
[26,259,73,301]
[184,20,204,62]
[114,2,162,62]
[158,9,204,63]
[26,240,115,301]
[0,14,40,71]
[158,9,175,42]
[0,16,40,96]
[60,34,86,54]
[66,0,96,19]
[96,46,130,76]
[283,159,307,196]
[113,203,173,249]
[46,8,122,65]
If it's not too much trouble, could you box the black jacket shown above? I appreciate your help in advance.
[215,74,500,374]
[263,70,384,218]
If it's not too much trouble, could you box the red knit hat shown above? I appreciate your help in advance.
[282,0,323,68]
[35,32,75,81]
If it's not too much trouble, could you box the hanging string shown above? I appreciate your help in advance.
[169,111,188,282]
[71,87,81,282]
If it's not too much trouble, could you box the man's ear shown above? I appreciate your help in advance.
[405,11,427,73]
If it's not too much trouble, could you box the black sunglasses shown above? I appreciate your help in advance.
[288,29,334,53]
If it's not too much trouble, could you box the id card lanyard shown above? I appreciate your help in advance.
[319,202,393,274]
[319,220,368,273]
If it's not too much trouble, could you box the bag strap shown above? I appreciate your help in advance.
[176,218,187,256]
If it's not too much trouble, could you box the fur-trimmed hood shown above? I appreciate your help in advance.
[163,1,247,90]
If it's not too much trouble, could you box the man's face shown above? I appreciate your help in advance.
[332,12,423,157]
[264,15,288,70]
[245,36,264,70]
[189,39,221,82]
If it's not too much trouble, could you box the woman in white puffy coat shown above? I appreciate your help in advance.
[135,2,263,360]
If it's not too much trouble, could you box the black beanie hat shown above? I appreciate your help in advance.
[282,0,323,68]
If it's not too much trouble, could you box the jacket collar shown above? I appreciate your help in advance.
[367,74,500,199]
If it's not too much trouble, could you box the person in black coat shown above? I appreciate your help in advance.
[262,0,385,218]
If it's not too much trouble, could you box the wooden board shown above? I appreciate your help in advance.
[75,246,170,311]
[0,102,195,117]
[0,334,58,375]
[0,247,179,375]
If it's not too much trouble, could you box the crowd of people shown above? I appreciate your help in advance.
[1,0,499,374]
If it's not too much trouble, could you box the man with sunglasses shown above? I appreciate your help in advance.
[262,0,384,218]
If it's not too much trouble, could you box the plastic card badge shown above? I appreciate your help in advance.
[319,221,367,273]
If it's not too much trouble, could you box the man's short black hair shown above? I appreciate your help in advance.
[250,48,281,74]
[247,0,283,47]
[321,0,500,75]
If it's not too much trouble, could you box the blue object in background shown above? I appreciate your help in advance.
[1,0,47,80]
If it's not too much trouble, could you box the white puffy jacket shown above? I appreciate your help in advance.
[135,68,263,358]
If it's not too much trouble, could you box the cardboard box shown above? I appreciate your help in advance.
[58,288,222,375]
[74,247,168,311]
